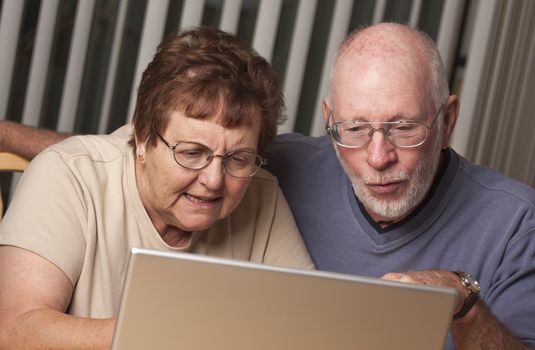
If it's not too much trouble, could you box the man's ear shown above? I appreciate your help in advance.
[322,98,332,123]
[441,95,459,149]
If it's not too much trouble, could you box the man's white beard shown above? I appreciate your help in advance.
[336,135,443,221]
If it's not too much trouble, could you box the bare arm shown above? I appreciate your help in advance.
[0,120,71,160]
[451,300,529,350]
[0,246,115,349]
[383,270,532,350]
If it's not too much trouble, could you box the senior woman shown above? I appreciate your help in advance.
[0,27,313,348]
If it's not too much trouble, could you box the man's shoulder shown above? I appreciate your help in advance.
[266,133,343,189]
[272,133,332,151]
[454,150,535,205]
[267,133,333,165]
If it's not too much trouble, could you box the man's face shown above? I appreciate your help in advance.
[328,57,444,225]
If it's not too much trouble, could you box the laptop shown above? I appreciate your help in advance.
[112,247,456,350]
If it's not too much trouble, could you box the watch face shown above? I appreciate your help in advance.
[459,272,480,294]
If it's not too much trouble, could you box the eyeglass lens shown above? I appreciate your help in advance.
[333,122,428,148]
[172,142,262,178]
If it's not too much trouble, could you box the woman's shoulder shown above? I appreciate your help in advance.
[42,125,133,164]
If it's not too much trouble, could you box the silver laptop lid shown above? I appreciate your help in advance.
[112,247,456,350]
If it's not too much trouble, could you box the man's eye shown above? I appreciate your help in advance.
[390,124,419,132]
[343,125,369,134]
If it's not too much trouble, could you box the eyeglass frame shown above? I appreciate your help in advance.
[155,132,266,178]
[324,105,444,149]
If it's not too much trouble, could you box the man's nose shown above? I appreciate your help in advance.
[365,129,397,170]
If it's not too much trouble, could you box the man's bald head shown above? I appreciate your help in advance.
[331,23,449,111]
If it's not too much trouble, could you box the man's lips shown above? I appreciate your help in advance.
[366,180,405,194]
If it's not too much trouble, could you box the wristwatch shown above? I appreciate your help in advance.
[452,271,480,320]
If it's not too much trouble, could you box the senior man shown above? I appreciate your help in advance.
[267,23,535,349]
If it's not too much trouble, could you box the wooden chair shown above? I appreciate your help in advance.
[0,152,29,219]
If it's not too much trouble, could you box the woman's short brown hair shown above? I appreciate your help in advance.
[132,26,285,154]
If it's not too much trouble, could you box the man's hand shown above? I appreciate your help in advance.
[382,270,465,314]
[382,270,532,349]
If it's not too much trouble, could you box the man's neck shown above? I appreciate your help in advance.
[376,220,397,229]
[373,213,411,229]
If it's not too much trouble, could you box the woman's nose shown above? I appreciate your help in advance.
[197,156,225,190]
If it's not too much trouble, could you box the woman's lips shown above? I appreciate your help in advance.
[184,193,221,208]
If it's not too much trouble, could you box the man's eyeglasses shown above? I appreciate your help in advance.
[325,106,443,149]
[156,133,265,178]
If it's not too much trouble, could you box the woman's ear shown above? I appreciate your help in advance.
[135,138,147,162]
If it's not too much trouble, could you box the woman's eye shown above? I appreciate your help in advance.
[228,153,253,167]
[178,150,205,158]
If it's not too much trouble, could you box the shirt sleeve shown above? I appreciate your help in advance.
[485,228,535,345]
[0,149,87,286]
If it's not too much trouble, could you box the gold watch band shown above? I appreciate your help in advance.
[452,271,480,320]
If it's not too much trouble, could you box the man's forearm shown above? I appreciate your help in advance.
[0,120,71,160]
[452,300,532,350]
[0,308,115,350]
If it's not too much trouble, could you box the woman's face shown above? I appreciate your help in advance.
[135,110,260,235]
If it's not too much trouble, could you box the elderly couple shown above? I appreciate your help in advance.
[0,23,534,349]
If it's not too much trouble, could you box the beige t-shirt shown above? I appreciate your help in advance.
[0,125,313,318]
